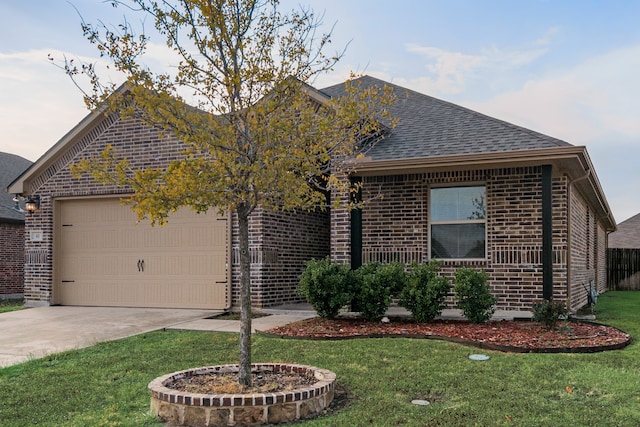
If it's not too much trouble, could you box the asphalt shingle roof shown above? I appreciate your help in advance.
[320,75,572,161]
[608,213,640,249]
[0,152,32,222]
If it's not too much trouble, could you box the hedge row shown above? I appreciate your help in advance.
[298,258,497,323]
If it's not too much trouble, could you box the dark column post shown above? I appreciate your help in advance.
[350,176,362,270]
[542,164,553,300]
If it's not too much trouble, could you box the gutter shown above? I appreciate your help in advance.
[352,146,588,175]
[353,145,616,232]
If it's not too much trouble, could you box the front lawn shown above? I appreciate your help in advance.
[1,292,639,426]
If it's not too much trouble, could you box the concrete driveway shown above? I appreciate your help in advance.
[0,306,218,367]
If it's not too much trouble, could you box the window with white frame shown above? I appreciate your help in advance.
[430,185,486,259]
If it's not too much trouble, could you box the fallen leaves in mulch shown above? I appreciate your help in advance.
[265,317,631,353]
[166,371,316,394]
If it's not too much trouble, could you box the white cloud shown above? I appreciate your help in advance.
[533,27,560,47]
[465,75,604,142]
[403,28,557,95]
[481,44,548,69]
[404,43,484,94]
[465,43,640,146]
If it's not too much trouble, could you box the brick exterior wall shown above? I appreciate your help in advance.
[0,222,25,297]
[22,113,331,308]
[568,185,605,311]
[597,223,607,294]
[22,202,54,305]
[332,166,600,312]
[18,109,609,311]
[231,208,330,308]
[329,173,351,264]
[361,174,426,264]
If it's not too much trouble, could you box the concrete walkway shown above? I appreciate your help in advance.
[168,303,318,332]
[0,305,316,368]
[169,303,533,332]
[0,303,531,368]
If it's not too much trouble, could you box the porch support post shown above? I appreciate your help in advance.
[542,164,553,300]
[350,176,363,270]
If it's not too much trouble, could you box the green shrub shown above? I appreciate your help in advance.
[399,260,450,323]
[298,257,354,318]
[532,299,568,330]
[353,262,407,321]
[353,262,385,321]
[378,262,408,296]
[453,268,496,323]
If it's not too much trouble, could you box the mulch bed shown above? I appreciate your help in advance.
[264,317,631,353]
[166,370,316,394]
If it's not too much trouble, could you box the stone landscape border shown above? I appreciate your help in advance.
[149,363,336,426]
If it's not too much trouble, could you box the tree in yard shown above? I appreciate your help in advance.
[60,0,396,387]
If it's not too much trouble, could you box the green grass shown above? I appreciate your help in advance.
[0,298,23,313]
[1,291,639,426]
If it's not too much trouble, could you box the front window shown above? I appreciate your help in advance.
[430,185,486,259]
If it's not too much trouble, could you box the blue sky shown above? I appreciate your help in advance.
[1,0,640,222]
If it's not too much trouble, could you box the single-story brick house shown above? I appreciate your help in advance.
[1,152,33,298]
[8,76,615,312]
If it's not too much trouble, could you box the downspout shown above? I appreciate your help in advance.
[605,229,613,290]
[566,168,591,309]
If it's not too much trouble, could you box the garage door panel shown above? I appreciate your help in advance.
[57,198,229,309]
[61,280,228,309]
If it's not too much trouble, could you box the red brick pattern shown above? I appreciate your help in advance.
[329,173,351,264]
[23,113,329,308]
[361,174,426,264]
[230,208,329,308]
[0,222,25,296]
[332,166,605,312]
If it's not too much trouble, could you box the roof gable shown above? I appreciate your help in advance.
[9,76,615,232]
[321,75,572,161]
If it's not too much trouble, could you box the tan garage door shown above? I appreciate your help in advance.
[55,198,230,309]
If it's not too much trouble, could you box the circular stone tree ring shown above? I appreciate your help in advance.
[148,363,336,426]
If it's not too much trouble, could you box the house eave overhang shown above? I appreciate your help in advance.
[0,216,25,225]
[352,146,616,232]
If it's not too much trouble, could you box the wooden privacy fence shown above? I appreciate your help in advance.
[607,248,640,290]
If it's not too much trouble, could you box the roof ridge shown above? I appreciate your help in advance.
[321,76,571,148]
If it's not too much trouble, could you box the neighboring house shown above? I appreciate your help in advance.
[608,213,640,249]
[1,152,33,299]
[607,213,640,290]
[8,76,615,312]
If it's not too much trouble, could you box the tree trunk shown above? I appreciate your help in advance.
[237,204,253,387]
